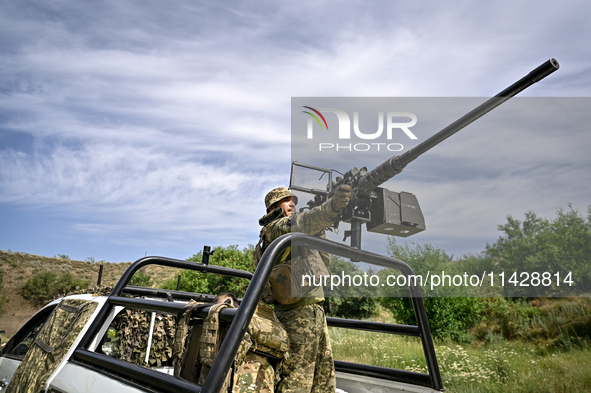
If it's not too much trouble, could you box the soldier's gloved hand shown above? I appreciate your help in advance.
[332,183,352,211]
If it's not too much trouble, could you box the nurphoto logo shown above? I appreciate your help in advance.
[301,106,418,152]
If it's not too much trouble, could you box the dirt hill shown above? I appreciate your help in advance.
[0,250,181,335]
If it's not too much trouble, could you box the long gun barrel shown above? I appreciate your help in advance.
[356,58,560,197]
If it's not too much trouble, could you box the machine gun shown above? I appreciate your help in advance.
[290,58,560,249]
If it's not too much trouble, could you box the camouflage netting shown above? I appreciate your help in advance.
[108,309,177,367]
[6,299,98,393]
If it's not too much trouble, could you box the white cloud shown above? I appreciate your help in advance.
[0,142,282,238]
[1,0,590,260]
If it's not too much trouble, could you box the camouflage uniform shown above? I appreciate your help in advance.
[258,188,340,393]
[274,303,334,393]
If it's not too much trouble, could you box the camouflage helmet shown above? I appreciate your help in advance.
[264,187,298,211]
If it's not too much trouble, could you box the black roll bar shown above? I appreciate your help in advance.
[200,233,293,392]
[281,234,443,391]
[74,233,443,392]
[77,256,252,349]
[203,233,443,392]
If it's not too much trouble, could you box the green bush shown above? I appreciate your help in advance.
[475,297,591,348]
[475,298,540,341]
[381,296,485,341]
[543,298,591,348]
[385,237,452,277]
[323,257,380,319]
[380,238,485,341]
[130,271,154,287]
[161,245,255,297]
[22,271,91,306]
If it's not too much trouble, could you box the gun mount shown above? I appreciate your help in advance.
[290,58,560,249]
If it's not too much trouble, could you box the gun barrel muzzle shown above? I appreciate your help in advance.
[357,58,560,196]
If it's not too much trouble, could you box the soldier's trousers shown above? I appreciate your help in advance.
[275,303,336,393]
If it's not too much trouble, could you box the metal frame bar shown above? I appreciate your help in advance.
[72,233,443,392]
[285,234,443,391]
[335,360,433,387]
[326,317,420,337]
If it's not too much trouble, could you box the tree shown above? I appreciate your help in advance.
[162,245,255,297]
[380,238,484,341]
[385,237,451,277]
[323,256,379,318]
[486,205,591,296]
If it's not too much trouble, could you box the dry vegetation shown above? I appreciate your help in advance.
[0,249,181,335]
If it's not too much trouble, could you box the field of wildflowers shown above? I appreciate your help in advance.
[329,323,591,392]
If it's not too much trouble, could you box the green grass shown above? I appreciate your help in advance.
[329,328,591,392]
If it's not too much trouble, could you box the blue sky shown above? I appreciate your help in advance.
[1,1,590,262]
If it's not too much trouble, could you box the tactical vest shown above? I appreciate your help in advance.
[255,222,329,305]
[180,301,289,392]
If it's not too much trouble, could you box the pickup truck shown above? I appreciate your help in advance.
[0,233,443,393]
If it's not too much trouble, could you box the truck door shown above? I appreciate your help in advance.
[0,303,57,389]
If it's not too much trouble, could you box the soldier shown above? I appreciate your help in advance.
[213,292,240,308]
[255,185,351,393]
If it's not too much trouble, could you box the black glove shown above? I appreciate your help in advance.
[332,183,352,211]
